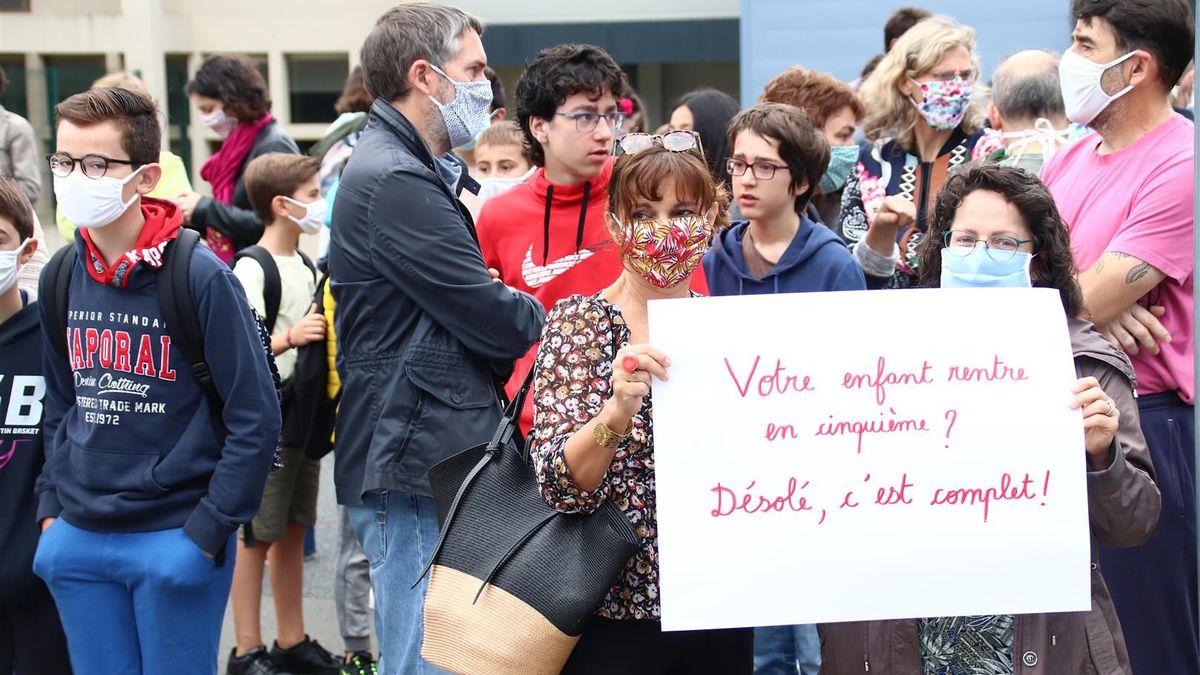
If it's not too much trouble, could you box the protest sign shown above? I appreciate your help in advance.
[647,288,1090,631]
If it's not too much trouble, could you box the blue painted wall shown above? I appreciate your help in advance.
[740,0,1073,104]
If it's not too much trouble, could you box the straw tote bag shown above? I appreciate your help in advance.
[418,370,640,675]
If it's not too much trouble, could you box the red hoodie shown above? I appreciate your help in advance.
[477,161,621,432]
[477,159,708,433]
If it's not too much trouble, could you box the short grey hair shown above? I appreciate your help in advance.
[360,2,484,102]
[991,51,1065,122]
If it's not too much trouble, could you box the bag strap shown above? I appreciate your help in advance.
[158,229,224,423]
[233,245,282,334]
[413,366,537,588]
[43,243,76,361]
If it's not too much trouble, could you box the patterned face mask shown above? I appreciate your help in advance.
[617,213,712,289]
[909,77,975,131]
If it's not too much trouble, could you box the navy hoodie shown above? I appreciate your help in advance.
[35,198,281,555]
[0,293,48,604]
[702,216,867,296]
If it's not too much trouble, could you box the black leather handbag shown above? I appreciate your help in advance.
[418,370,639,675]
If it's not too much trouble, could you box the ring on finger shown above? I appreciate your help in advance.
[1104,399,1116,417]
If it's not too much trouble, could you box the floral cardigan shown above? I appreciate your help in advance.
[528,293,660,621]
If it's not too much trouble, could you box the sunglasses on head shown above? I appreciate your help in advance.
[613,130,704,160]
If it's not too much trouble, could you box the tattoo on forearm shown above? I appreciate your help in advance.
[1092,258,1105,273]
[1111,251,1131,259]
[1126,262,1152,284]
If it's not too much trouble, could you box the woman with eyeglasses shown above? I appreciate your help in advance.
[528,133,752,673]
[819,164,1160,675]
[704,103,864,316]
[838,16,1003,290]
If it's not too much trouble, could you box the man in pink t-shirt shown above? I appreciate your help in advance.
[1040,1,1195,673]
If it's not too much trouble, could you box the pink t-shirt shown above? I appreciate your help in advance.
[1040,114,1195,403]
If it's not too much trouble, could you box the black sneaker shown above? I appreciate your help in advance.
[340,651,379,675]
[271,635,341,674]
[227,646,287,675]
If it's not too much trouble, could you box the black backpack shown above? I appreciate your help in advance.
[231,245,316,334]
[41,228,284,468]
[286,274,340,459]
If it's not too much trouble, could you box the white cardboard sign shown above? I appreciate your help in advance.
[647,288,1090,631]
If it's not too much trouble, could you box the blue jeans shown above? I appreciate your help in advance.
[347,490,448,675]
[754,624,821,675]
[33,519,235,675]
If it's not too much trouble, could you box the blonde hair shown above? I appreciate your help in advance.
[92,72,150,98]
[860,16,984,147]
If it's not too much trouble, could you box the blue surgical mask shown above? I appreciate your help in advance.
[819,144,859,194]
[941,245,1034,288]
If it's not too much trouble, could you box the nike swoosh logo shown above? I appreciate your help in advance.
[521,245,599,288]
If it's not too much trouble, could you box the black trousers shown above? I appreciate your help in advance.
[562,617,753,675]
[1099,392,1200,674]
[0,584,72,674]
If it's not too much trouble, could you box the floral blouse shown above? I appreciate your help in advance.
[528,293,659,621]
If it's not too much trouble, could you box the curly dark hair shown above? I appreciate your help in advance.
[515,44,627,166]
[186,54,270,122]
[915,163,1084,317]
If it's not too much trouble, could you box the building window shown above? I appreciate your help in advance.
[0,0,30,10]
[0,55,28,118]
[287,54,349,124]
[165,54,191,177]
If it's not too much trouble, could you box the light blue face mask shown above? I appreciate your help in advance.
[819,144,859,194]
[941,245,1034,288]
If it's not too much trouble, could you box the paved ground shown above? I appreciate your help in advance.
[218,453,376,667]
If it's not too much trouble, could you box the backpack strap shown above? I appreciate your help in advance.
[298,249,316,282]
[158,228,223,418]
[233,245,282,334]
[41,243,77,361]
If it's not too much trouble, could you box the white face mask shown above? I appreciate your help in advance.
[200,108,238,139]
[54,166,145,230]
[477,167,535,202]
[0,238,31,295]
[283,196,328,234]
[1059,49,1136,125]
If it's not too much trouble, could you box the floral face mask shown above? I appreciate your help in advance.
[617,213,712,289]
[909,77,975,131]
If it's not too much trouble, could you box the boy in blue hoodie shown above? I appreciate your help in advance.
[0,177,72,673]
[32,87,280,675]
[703,103,865,297]
[701,102,864,675]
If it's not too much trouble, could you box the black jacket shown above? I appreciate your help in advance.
[327,99,545,504]
[0,297,48,604]
[192,119,299,250]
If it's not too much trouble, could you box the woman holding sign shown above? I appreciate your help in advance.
[527,135,752,672]
[818,164,1160,674]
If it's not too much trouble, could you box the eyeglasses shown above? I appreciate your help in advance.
[613,130,703,157]
[47,152,140,179]
[554,111,626,133]
[726,158,790,181]
[942,230,1036,262]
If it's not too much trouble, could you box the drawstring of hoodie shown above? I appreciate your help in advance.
[542,184,554,265]
[541,181,592,264]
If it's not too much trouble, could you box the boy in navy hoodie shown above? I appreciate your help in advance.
[0,177,72,672]
[703,103,865,297]
[32,87,280,675]
[701,102,864,675]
